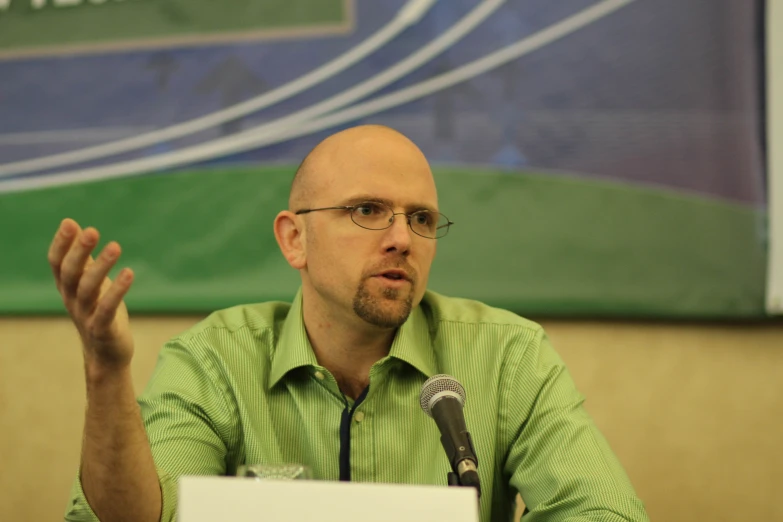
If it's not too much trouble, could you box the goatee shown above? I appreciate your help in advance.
[353,279,414,328]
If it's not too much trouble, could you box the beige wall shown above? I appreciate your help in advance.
[1,316,782,522]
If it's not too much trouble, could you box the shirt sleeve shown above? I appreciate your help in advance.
[63,337,240,522]
[63,466,176,522]
[501,327,650,522]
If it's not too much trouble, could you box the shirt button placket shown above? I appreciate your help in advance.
[351,406,373,482]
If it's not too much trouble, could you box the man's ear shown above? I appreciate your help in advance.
[274,211,306,270]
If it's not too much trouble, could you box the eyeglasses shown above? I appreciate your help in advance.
[295,201,454,239]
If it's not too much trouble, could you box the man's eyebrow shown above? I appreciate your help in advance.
[342,195,438,213]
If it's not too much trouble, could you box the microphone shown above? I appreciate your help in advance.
[419,374,481,496]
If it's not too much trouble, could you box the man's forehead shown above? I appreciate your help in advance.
[322,164,437,198]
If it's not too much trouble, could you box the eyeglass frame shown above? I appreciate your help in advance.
[294,201,454,239]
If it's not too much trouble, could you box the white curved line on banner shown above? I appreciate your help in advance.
[0,0,635,195]
[0,0,503,182]
[0,0,439,178]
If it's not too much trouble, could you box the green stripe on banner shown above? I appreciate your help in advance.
[0,0,347,56]
[0,166,767,318]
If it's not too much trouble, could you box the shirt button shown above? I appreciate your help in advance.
[314,371,325,380]
[354,411,365,423]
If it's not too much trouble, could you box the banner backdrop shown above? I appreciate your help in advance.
[0,0,767,317]
[0,0,350,58]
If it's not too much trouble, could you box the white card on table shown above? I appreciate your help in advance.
[178,476,479,522]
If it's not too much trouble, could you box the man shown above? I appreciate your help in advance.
[56,125,649,522]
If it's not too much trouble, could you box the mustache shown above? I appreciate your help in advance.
[365,259,418,283]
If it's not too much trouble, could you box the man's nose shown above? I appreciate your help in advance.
[384,213,413,253]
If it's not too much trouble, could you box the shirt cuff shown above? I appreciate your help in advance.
[63,466,177,522]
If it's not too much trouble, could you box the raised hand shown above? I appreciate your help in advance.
[48,218,135,374]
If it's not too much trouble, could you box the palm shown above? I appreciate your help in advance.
[79,276,134,367]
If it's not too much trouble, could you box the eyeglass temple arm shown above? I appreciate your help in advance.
[294,206,353,215]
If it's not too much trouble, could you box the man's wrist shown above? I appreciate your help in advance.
[84,359,134,390]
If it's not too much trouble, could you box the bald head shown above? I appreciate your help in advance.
[289,125,433,211]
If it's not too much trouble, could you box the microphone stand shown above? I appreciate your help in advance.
[446,464,480,497]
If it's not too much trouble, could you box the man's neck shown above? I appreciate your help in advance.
[301,295,396,400]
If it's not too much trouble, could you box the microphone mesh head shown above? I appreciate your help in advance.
[419,374,466,417]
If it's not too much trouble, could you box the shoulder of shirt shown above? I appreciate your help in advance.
[422,289,544,334]
[172,300,292,343]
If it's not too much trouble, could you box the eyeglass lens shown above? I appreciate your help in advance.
[351,202,449,238]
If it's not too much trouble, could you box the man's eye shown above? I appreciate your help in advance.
[356,203,380,216]
[414,212,432,225]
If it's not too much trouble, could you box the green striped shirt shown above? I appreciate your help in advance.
[66,289,649,522]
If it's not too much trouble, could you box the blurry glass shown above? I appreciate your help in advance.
[236,463,313,480]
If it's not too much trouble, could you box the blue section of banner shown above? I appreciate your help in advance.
[0,0,764,204]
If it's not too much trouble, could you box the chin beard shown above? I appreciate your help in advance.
[352,279,414,328]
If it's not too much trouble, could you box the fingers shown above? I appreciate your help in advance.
[59,226,100,296]
[50,220,130,317]
[76,241,122,312]
[48,218,81,286]
[93,268,134,330]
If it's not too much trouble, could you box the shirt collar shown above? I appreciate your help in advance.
[269,289,317,389]
[269,289,438,389]
[387,301,437,379]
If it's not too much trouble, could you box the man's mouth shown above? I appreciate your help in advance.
[375,270,411,282]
